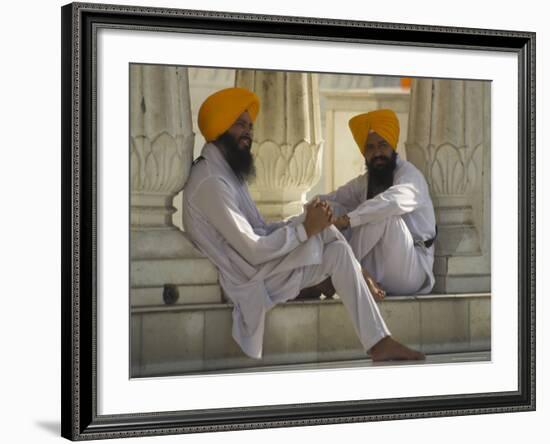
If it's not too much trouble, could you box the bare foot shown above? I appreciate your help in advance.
[296,277,336,300]
[316,277,336,298]
[295,285,322,300]
[368,336,425,361]
[362,269,386,301]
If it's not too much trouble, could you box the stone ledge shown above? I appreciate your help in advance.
[131,284,222,306]
[130,257,218,287]
[173,351,492,376]
[130,293,489,312]
[131,293,491,377]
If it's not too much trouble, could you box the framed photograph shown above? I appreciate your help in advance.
[61,2,535,440]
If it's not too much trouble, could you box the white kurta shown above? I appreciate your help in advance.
[182,143,389,358]
[316,156,437,295]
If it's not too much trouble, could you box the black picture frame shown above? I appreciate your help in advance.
[61,2,536,440]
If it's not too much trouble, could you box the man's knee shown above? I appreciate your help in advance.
[387,215,406,227]
[321,225,347,243]
[374,215,405,228]
[383,216,411,241]
[324,239,354,265]
[352,215,406,236]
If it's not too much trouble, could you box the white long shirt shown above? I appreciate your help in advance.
[316,156,437,293]
[182,143,322,359]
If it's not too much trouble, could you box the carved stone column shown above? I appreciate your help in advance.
[172,68,235,231]
[319,74,374,90]
[130,64,220,305]
[235,70,323,221]
[406,79,491,293]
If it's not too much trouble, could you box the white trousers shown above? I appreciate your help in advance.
[346,216,427,295]
[297,227,390,351]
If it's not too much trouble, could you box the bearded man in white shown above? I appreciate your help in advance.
[315,109,437,300]
[182,87,424,362]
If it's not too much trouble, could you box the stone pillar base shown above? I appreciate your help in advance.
[130,254,220,306]
[433,254,491,293]
[435,225,481,256]
[131,228,203,259]
[130,229,222,304]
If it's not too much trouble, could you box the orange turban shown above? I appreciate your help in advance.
[348,109,400,156]
[198,87,260,142]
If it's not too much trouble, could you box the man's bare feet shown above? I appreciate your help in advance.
[368,336,425,361]
[296,277,336,300]
[362,269,386,301]
[296,271,384,302]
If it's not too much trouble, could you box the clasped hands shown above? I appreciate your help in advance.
[303,197,350,238]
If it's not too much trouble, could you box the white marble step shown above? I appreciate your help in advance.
[131,293,490,378]
[131,284,222,305]
[177,350,491,376]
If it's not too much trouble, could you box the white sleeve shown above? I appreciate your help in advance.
[347,170,429,228]
[191,177,308,266]
[313,175,365,212]
[262,211,307,235]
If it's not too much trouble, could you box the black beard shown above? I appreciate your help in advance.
[217,132,256,182]
[366,151,398,199]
